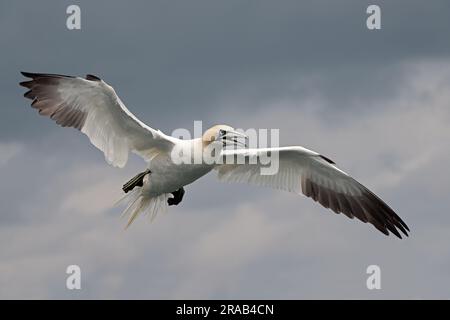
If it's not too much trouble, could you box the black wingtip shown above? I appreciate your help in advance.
[20,71,75,79]
[387,222,410,239]
[319,154,336,164]
[86,74,102,81]
[401,221,410,232]
[21,71,35,78]
[19,80,32,88]
[23,90,34,99]
[390,228,402,239]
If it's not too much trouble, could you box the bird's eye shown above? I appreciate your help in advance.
[219,129,226,136]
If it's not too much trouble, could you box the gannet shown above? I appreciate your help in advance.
[20,72,409,238]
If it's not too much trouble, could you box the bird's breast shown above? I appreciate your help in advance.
[146,155,213,195]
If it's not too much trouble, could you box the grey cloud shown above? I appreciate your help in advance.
[1,58,450,298]
[1,1,450,299]
[3,1,450,139]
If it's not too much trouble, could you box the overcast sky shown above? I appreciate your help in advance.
[1,0,450,299]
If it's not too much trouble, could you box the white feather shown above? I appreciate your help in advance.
[116,187,171,228]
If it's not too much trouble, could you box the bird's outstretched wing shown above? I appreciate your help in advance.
[20,72,176,167]
[216,147,409,238]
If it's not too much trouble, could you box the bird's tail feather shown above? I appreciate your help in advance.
[115,188,171,228]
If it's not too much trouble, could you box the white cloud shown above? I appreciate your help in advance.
[0,142,23,167]
[1,59,450,299]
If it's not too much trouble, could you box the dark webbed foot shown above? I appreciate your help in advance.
[168,187,185,206]
[122,169,151,193]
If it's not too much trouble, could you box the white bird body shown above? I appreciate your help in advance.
[20,72,410,238]
[145,149,214,196]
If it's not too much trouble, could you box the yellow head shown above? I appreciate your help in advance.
[202,124,247,148]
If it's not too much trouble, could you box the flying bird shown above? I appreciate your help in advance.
[20,72,409,238]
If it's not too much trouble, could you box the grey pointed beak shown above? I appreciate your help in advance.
[222,130,248,148]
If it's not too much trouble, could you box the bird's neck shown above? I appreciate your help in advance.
[177,138,221,165]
